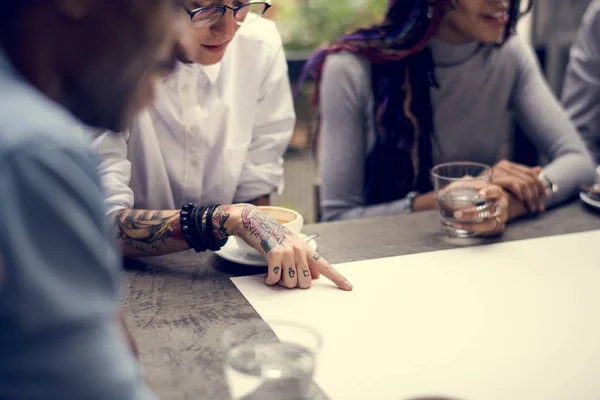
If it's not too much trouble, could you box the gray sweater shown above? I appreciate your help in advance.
[319,36,596,222]
[562,0,600,164]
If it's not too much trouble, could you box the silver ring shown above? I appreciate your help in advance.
[476,204,489,220]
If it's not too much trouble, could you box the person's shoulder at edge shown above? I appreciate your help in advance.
[583,0,600,28]
[570,0,600,59]
[492,34,537,65]
[482,35,541,86]
[320,51,372,104]
[323,51,370,77]
[0,70,92,156]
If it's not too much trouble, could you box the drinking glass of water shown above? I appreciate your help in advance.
[223,320,322,400]
[431,161,493,238]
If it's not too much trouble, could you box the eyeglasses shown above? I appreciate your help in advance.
[183,1,271,28]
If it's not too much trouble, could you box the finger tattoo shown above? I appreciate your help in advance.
[312,252,321,260]
[302,268,310,277]
[273,266,280,275]
[288,267,295,278]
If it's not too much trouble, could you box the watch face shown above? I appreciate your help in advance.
[406,191,419,211]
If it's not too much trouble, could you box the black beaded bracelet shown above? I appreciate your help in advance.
[180,203,205,252]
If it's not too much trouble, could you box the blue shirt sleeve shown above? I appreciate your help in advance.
[0,142,155,400]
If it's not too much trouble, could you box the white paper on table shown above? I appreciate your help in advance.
[231,230,600,400]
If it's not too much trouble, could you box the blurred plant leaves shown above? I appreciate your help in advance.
[274,0,388,52]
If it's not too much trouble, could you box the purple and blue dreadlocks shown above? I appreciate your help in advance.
[302,0,532,208]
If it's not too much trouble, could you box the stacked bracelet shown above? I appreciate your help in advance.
[180,203,228,253]
[204,205,228,251]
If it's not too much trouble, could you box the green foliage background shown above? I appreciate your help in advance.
[275,0,388,51]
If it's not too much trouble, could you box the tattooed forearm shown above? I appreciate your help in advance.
[112,205,237,257]
[111,209,188,257]
[113,210,182,244]
[240,206,293,254]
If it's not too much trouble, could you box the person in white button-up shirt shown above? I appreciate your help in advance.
[95,9,294,215]
[90,1,353,292]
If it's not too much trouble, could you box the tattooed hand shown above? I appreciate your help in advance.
[240,206,293,253]
[230,205,353,291]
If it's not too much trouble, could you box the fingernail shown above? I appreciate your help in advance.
[454,211,464,218]
[343,280,353,290]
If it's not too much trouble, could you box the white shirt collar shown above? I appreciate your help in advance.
[199,62,222,85]
[166,61,222,86]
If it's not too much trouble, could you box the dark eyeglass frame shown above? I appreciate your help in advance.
[183,1,272,28]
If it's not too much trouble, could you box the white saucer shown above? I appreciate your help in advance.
[215,233,318,267]
[580,191,600,210]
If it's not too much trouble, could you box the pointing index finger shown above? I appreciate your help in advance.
[308,251,353,291]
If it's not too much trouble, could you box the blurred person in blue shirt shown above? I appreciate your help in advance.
[0,1,192,399]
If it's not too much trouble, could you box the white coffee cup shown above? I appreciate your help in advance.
[233,206,304,256]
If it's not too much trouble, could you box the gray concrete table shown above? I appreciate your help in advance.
[123,202,600,400]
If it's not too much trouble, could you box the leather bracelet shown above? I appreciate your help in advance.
[195,205,210,251]
[179,203,228,253]
[205,205,228,251]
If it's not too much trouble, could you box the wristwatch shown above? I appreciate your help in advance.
[539,173,557,194]
[539,173,557,206]
[405,191,420,212]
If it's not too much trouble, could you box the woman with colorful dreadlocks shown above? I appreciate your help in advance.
[307,0,595,235]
